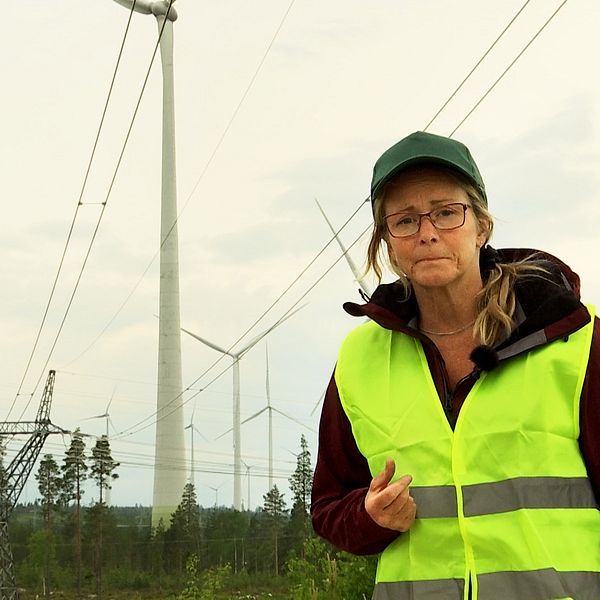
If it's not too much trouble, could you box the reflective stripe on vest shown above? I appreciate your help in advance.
[412,476,598,519]
[335,306,599,600]
[374,570,600,600]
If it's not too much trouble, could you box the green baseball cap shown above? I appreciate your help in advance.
[370,131,487,206]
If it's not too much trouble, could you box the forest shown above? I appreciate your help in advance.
[4,433,377,600]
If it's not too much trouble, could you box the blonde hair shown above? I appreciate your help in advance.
[366,167,546,346]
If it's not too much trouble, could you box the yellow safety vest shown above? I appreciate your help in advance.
[335,309,600,600]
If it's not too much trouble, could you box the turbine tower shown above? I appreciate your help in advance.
[224,344,315,491]
[181,307,304,510]
[111,0,186,527]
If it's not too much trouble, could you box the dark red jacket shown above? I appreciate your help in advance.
[311,248,600,555]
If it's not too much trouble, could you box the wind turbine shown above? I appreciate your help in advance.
[208,482,225,507]
[86,387,117,438]
[184,402,207,487]
[181,306,305,510]
[315,198,372,297]
[241,459,255,511]
[85,387,117,505]
[108,0,186,527]
[220,344,315,492]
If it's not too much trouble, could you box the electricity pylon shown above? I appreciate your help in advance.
[0,371,66,600]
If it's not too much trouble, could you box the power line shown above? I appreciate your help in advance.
[161,0,560,406]
[15,0,177,423]
[130,0,576,439]
[113,218,372,440]
[5,1,139,422]
[54,1,571,446]
[423,0,533,131]
[110,199,369,438]
[450,0,570,136]
[59,0,298,370]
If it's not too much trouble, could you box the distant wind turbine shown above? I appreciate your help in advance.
[184,402,207,486]
[181,305,306,510]
[208,482,225,507]
[315,198,372,297]
[85,387,117,505]
[219,344,315,492]
[241,459,255,511]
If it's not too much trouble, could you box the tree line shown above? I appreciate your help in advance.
[6,433,376,599]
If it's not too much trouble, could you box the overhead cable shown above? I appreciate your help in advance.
[423,0,533,131]
[5,0,139,422]
[450,0,569,136]
[15,0,176,423]
[67,0,571,441]
[132,0,575,436]
[113,219,372,440]
[60,0,297,369]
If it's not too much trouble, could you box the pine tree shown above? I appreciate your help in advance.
[288,434,313,557]
[90,435,119,506]
[150,518,167,577]
[168,483,202,573]
[35,454,62,526]
[289,434,313,515]
[61,428,88,597]
[171,483,201,534]
[262,485,288,575]
[35,454,62,595]
[89,435,119,599]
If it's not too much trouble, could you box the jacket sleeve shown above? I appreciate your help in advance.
[579,316,600,501]
[310,370,401,555]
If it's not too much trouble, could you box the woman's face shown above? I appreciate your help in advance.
[383,167,487,294]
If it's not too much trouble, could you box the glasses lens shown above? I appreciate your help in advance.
[431,204,465,230]
[386,213,420,237]
[385,204,467,237]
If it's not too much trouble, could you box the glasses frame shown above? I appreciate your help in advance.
[384,202,469,239]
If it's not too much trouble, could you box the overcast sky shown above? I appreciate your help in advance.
[2,0,599,510]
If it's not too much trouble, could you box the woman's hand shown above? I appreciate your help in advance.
[365,458,416,532]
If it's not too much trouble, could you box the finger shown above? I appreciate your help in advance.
[394,497,417,532]
[384,488,412,514]
[369,458,396,492]
[377,473,412,505]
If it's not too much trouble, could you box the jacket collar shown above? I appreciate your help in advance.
[343,247,591,371]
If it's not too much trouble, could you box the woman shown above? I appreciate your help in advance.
[311,131,600,599]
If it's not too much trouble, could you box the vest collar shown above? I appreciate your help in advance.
[343,247,590,372]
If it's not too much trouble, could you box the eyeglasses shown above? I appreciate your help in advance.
[384,203,469,238]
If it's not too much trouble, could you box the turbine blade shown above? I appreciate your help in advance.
[106,386,117,412]
[238,303,308,355]
[272,407,316,432]
[240,406,268,425]
[310,388,327,416]
[315,198,372,296]
[84,413,108,421]
[193,425,209,441]
[181,327,231,356]
[265,344,271,406]
[108,417,118,435]
[215,427,233,441]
